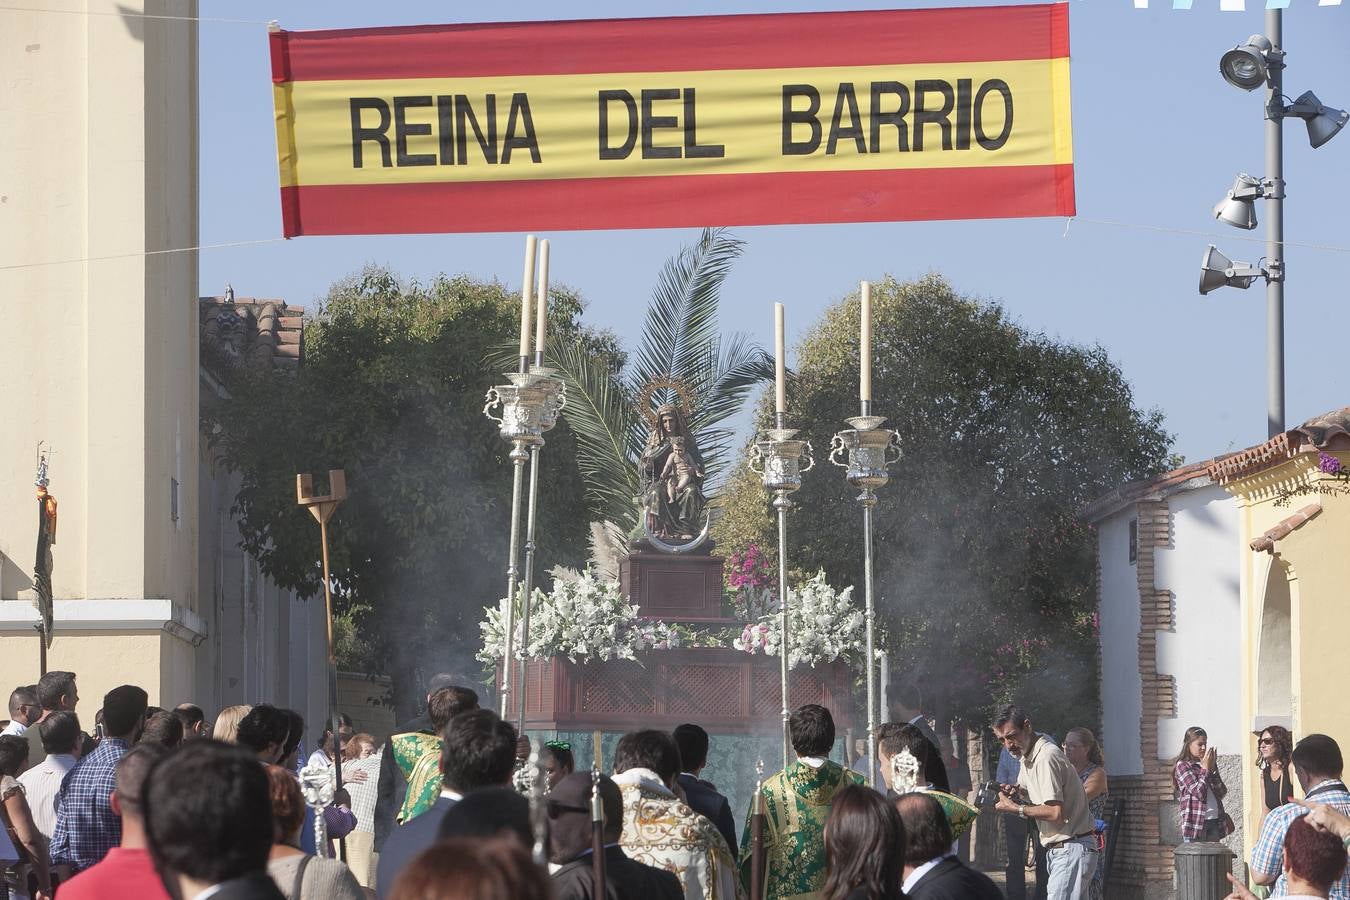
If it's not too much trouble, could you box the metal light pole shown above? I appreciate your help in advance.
[1208,12,1348,438]
[1264,8,1285,439]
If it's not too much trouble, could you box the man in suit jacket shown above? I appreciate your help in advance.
[673,723,738,857]
[373,672,464,849]
[143,741,286,900]
[550,772,683,900]
[896,793,1002,900]
[375,708,516,898]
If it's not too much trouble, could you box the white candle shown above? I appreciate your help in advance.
[534,239,550,361]
[860,280,872,403]
[774,303,787,415]
[518,235,537,361]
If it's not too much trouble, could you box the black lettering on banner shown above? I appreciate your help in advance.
[393,96,435,166]
[436,95,455,164]
[869,82,910,153]
[912,80,955,152]
[598,90,639,160]
[502,93,541,164]
[974,79,1014,150]
[349,98,392,168]
[955,79,973,150]
[827,83,866,155]
[640,88,682,159]
[781,85,822,155]
[682,88,724,159]
[456,94,498,165]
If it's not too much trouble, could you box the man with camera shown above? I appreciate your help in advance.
[992,705,1097,900]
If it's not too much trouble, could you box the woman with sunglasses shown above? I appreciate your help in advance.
[1257,727,1296,820]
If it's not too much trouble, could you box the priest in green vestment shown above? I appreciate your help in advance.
[390,685,478,823]
[739,704,863,900]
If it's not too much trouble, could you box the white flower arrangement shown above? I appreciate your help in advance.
[478,569,865,670]
[478,570,648,665]
[733,571,865,669]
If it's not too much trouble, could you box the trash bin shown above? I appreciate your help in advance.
[1175,842,1235,900]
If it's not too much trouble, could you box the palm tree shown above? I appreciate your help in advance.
[546,228,774,543]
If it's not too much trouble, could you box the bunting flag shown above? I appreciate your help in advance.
[270,5,1074,236]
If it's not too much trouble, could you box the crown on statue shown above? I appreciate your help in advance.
[636,376,696,428]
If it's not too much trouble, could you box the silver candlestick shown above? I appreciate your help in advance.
[749,415,814,768]
[483,367,564,726]
[516,364,565,730]
[829,410,901,789]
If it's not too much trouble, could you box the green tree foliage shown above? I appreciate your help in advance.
[715,274,1172,733]
[206,266,613,718]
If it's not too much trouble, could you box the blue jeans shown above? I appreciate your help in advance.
[1044,836,1099,900]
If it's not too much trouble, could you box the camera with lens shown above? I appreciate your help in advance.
[974,781,1003,807]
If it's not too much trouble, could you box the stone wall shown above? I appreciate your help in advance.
[337,671,397,741]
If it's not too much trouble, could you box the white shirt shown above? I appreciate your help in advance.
[903,856,948,893]
[17,752,76,840]
[798,756,827,769]
[1204,785,1221,820]
[440,787,463,802]
[0,721,27,738]
[307,748,333,769]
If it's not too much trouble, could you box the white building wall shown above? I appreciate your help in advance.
[1154,484,1242,758]
[0,1,201,719]
[1099,509,1144,775]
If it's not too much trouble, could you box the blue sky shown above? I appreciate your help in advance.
[200,0,1350,466]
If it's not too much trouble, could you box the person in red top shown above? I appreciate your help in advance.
[57,743,170,900]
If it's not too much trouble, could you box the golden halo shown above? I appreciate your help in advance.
[636,376,695,428]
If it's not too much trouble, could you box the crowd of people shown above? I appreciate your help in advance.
[1,669,1346,900]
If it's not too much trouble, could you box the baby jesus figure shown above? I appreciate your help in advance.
[661,436,702,505]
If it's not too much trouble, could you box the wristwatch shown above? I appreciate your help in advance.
[1019,805,1027,819]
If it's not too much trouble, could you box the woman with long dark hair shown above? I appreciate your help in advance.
[1256,726,1296,817]
[821,784,907,900]
[1172,726,1231,843]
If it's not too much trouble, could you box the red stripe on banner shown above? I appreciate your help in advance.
[1049,3,1071,60]
[275,5,1068,82]
[268,28,290,85]
[277,165,1076,237]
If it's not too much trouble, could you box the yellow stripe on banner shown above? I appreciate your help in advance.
[277,59,1073,188]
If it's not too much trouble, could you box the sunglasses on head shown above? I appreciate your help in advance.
[546,799,590,819]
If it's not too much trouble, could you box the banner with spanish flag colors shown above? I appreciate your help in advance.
[270,5,1074,236]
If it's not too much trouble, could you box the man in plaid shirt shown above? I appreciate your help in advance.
[1251,734,1350,898]
[50,685,148,873]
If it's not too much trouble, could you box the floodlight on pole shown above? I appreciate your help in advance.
[1199,245,1266,295]
[1285,91,1350,150]
[1220,34,1274,91]
[1212,173,1269,230]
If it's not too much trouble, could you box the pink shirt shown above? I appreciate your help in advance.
[56,847,171,900]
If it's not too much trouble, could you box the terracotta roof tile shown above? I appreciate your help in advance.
[200,294,305,375]
[1083,457,1232,522]
[1250,503,1322,553]
[1206,407,1350,484]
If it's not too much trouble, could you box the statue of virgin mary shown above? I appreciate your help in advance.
[638,403,708,547]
